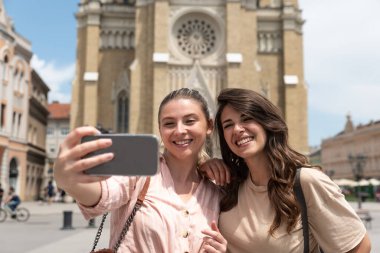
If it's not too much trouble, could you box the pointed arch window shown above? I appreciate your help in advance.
[117,90,129,133]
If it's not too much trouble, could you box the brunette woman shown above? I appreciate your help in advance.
[210,88,370,253]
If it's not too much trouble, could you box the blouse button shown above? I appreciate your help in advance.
[184,210,190,216]
[182,231,189,238]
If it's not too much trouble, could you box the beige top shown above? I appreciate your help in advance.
[219,167,366,253]
[79,156,222,253]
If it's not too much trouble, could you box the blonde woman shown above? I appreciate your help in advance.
[54,88,227,252]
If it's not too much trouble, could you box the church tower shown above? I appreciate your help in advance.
[71,0,308,153]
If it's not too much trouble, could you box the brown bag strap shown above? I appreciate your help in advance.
[137,176,150,204]
[91,177,151,253]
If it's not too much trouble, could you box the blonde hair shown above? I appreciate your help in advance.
[158,88,212,164]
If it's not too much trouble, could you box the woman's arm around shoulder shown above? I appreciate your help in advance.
[198,158,231,186]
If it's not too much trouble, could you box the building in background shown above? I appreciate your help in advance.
[321,115,380,180]
[0,2,50,200]
[72,0,309,154]
[26,70,49,201]
[0,1,32,199]
[308,146,321,165]
[46,102,70,185]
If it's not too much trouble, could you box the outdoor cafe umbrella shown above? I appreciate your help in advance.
[333,178,357,187]
[369,178,380,186]
[357,179,370,187]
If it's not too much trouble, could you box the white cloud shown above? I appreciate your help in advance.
[31,54,75,103]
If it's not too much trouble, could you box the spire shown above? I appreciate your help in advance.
[0,0,7,25]
[0,0,13,31]
[344,113,354,133]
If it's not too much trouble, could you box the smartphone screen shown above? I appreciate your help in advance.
[81,134,159,176]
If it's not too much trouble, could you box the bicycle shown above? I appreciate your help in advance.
[0,205,30,222]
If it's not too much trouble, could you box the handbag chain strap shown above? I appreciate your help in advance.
[91,212,109,252]
[91,177,151,253]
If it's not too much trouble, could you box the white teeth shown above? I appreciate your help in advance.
[237,137,253,146]
[175,140,191,145]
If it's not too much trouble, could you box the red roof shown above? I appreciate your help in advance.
[48,102,70,119]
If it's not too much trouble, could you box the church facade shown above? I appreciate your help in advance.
[72,0,308,153]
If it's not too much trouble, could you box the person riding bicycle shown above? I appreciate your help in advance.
[4,187,21,218]
[0,183,4,208]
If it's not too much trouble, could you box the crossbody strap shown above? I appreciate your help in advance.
[294,168,309,253]
[91,177,151,253]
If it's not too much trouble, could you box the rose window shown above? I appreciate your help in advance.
[176,18,217,58]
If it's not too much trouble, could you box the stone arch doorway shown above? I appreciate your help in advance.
[9,157,19,189]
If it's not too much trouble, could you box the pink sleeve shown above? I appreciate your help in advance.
[78,176,139,220]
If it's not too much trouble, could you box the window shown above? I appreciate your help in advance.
[117,91,129,133]
[0,104,5,128]
[18,114,22,137]
[49,144,56,154]
[60,127,69,135]
[28,125,32,142]
[33,127,37,144]
[175,16,218,59]
[11,112,16,136]
[13,70,19,91]
[3,55,8,81]
[19,72,24,93]
[47,127,53,135]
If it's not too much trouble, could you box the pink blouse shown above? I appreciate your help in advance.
[79,156,222,253]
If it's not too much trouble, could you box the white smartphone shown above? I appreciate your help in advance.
[81,134,159,176]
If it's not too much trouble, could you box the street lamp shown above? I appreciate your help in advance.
[348,154,367,209]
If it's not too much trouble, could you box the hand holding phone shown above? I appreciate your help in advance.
[81,134,159,176]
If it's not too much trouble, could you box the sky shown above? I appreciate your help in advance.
[3,0,380,147]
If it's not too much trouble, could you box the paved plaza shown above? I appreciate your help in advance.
[0,201,379,253]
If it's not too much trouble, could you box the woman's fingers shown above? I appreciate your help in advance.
[69,137,113,160]
[72,152,114,173]
[214,160,226,186]
[199,162,217,182]
[201,221,227,253]
[200,159,230,186]
[62,126,100,150]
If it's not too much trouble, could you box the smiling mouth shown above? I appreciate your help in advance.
[236,137,253,146]
[173,139,192,146]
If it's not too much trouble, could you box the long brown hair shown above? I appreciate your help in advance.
[215,88,312,235]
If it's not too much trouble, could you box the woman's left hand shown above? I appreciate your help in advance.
[199,221,227,253]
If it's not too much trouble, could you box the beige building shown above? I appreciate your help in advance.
[0,1,31,199]
[71,0,308,153]
[26,70,49,200]
[321,115,380,180]
[0,2,49,200]
[46,102,70,181]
